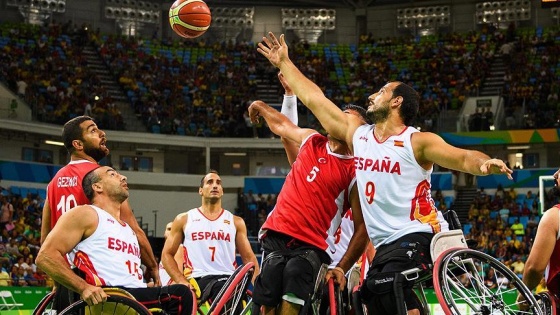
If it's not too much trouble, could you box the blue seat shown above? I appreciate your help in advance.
[463,223,472,235]
[177,126,186,135]
[10,186,20,196]
[151,125,161,134]
[519,216,529,229]
[489,211,498,219]
[508,216,517,225]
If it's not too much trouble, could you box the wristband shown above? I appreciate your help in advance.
[333,266,345,275]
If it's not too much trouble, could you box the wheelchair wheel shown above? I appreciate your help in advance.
[433,248,541,315]
[33,292,55,315]
[207,262,255,315]
[59,295,152,315]
[536,291,558,315]
[350,286,366,315]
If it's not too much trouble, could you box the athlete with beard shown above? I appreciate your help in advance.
[257,32,513,315]
[41,116,160,285]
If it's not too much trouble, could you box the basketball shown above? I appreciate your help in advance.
[168,0,211,39]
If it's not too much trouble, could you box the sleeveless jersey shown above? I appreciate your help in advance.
[545,205,560,295]
[46,160,100,228]
[261,133,355,250]
[326,209,354,268]
[352,125,449,247]
[69,206,145,288]
[183,208,237,278]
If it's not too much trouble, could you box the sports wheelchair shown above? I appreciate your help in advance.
[33,262,255,315]
[351,210,544,315]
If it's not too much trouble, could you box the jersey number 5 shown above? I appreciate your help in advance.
[307,166,320,182]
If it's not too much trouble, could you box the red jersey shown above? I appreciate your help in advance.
[46,160,100,228]
[546,205,560,295]
[261,133,355,250]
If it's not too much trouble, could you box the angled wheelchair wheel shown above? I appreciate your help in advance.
[537,291,558,315]
[433,248,541,315]
[207,262,255,315]
[33,292,55,315]
[59,295,152,315]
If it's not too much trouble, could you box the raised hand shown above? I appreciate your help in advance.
[257,32,289,68]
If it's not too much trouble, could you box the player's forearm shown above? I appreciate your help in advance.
[36,250,88,294]
[463,150,493,175]
[135,229,158,270]
[522,264,544,291]
[162,253,188,285]
[277,59,349,142]
[253,101,292,136]
[335,225,369,272]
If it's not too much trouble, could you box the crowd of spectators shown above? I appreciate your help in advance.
[460,184,560,289]
[0,189,52,287]
[1,21,558,136]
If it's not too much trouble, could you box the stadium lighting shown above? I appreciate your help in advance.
[44,140,64,146]
[104,0,160,36]
[6,0,66,25]
[281,8,336,43]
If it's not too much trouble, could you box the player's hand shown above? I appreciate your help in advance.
[248,101,265,124]
[516,293,529,311]
[278,72,293,95]
[480,158,513,179]
[81,285,107,306]
[257,32,288,68]
[326,268,347,291]
[145,265,161,287]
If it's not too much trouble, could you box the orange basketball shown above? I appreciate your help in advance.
[168,0,211,39]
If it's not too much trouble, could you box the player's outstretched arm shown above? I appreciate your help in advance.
[278,72,300,166]
[121,199,161,286]
[413,132,513,179]
[257,32,361,148]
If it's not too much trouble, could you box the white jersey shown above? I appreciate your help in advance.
[70,206,145,288]
[326,209,353,268]
[183,208,237,278]
[352,125,449,247]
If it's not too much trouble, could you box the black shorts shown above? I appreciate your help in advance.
[252,230,331,307]
[126,284,194,315]
[360,232,433,315]
[196,274,230,304]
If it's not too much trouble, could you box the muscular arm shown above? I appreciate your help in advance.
[523,208,558,290]
[279,72,300,165]
[248,100,316,145]
[413,132,513,179]
[40,200,52,244]
[162,213,190,286]
[257,33,363,150]
[334,184,369,273]
[234,216,260,283]
[120,199,160,285]
[36,205,107,305]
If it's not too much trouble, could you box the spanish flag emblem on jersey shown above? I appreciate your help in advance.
[394,140,404,147]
